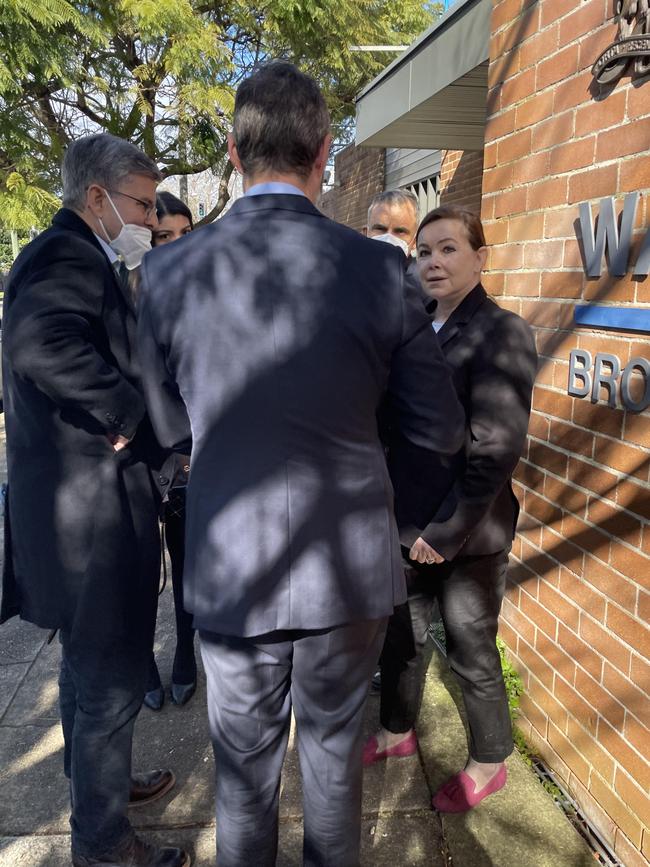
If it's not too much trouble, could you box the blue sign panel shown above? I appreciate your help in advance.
[574,305,650,334]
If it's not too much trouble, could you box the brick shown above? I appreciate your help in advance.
[596,117,650,163]
[568,773,618,849]
[536,44,579,90]
[568,164,618,205]
[575,666,626,731]
[544,475,589,516]
[529,673,569,730]
[540,270,582,298]
[562,238,583,267]
[571,400,624,439]
[614,828,650,867]
[548,720,590,784]
[539,0,578,27]
[577,332,632,363]
[543,206,579,239]
[491,0,524,32]
[504,270,540,296]
[515,456,546,488]
[614,770,650,829]
[603,664,650,730]
[549,136,595,175]
[519,691,549,736]
[606,603,650,657]
[558,570,607,622]
[575,89,626,137]
[578,26,617,73]
[624,714,650,762]
[580,611,631,675]
[554,669,597,730]
[523,240,564,269]
[518,634,555,688]
[561,2,609,43]
[561,513,612,562]
[497,127,532,164]
[583,271,637,303]
[624,412,650,449]
[615,478,650,521]
[593,437,649,482]
[610,543,650,587]
[618,154,650,194]
[488,244,524,271]
[515,89,555,129]
[569,455,619,497]
[538,580,580,631]
[500,69,536,108]
[485,107,516,142]
[586,498,643,548]
[519,26,560,73]
[542,525,585,576]
[494,185,527,218]
[501,595,536,644]
[500,7,539,55]
[520,584,559,638]
[553,71,592,114]
[536,627,577,683]
[565,715,616,783]
[583,555,638,613]
[627,82,650,120]
[598,718,649,793]
[589,771,644,848]
[531,112,575,153]
[529,439,570,477]
[527,175,569,210]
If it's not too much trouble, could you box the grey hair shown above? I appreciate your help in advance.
[367,189,419,226]
[61,133,162,210]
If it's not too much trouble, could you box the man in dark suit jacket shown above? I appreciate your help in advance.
[1,134,189,867]
[137,62,465,867]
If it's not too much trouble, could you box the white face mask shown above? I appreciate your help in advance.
[98,190,153,269]
[370,232,410,256]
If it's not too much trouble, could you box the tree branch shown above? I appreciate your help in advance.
[194,160,234,226]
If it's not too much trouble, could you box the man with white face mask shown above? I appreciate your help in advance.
[1,134,190,867]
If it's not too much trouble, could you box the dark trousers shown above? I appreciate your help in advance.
[148,494,195,689]
[380,550,512,763]
[59,630,150,857]
[200,618,387,867]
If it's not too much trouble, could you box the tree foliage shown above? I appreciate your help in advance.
[0,0,438,230]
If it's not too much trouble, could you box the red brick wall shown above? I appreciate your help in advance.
[439,149,484,213]
[483,0,650,863]
[319,144,385,230]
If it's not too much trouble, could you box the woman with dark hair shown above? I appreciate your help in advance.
[143,191,196,710]
[364,205,537,812]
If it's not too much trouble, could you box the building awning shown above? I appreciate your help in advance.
[355,0,491,152]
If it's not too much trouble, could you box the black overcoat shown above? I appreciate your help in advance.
[390,283,538,560]
[1,208,170,648]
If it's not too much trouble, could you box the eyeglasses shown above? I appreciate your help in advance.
[107,189,157,219]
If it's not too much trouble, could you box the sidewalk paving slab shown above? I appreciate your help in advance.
[0,577,599,867]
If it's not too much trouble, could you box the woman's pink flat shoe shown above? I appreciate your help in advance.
[432,764,507,812]
[363,730,418,767]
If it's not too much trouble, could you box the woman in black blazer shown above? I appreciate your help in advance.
[143,192,197,710]
[365,205,538,813]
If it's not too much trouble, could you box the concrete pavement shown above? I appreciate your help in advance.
[0,414,596,866]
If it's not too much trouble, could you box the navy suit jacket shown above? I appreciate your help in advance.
[138,193,464,636]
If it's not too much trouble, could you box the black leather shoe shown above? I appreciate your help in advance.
[170,681,196,706]
[72,833,190,866]
[129,769,175,808]
[143,686,164,711]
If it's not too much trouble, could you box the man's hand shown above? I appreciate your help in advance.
[409,537,445,566]
[107,433,130,452]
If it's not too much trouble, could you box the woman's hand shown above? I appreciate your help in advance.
[409,537,445,565]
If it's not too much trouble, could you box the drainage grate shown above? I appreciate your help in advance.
[529,758,623,866]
